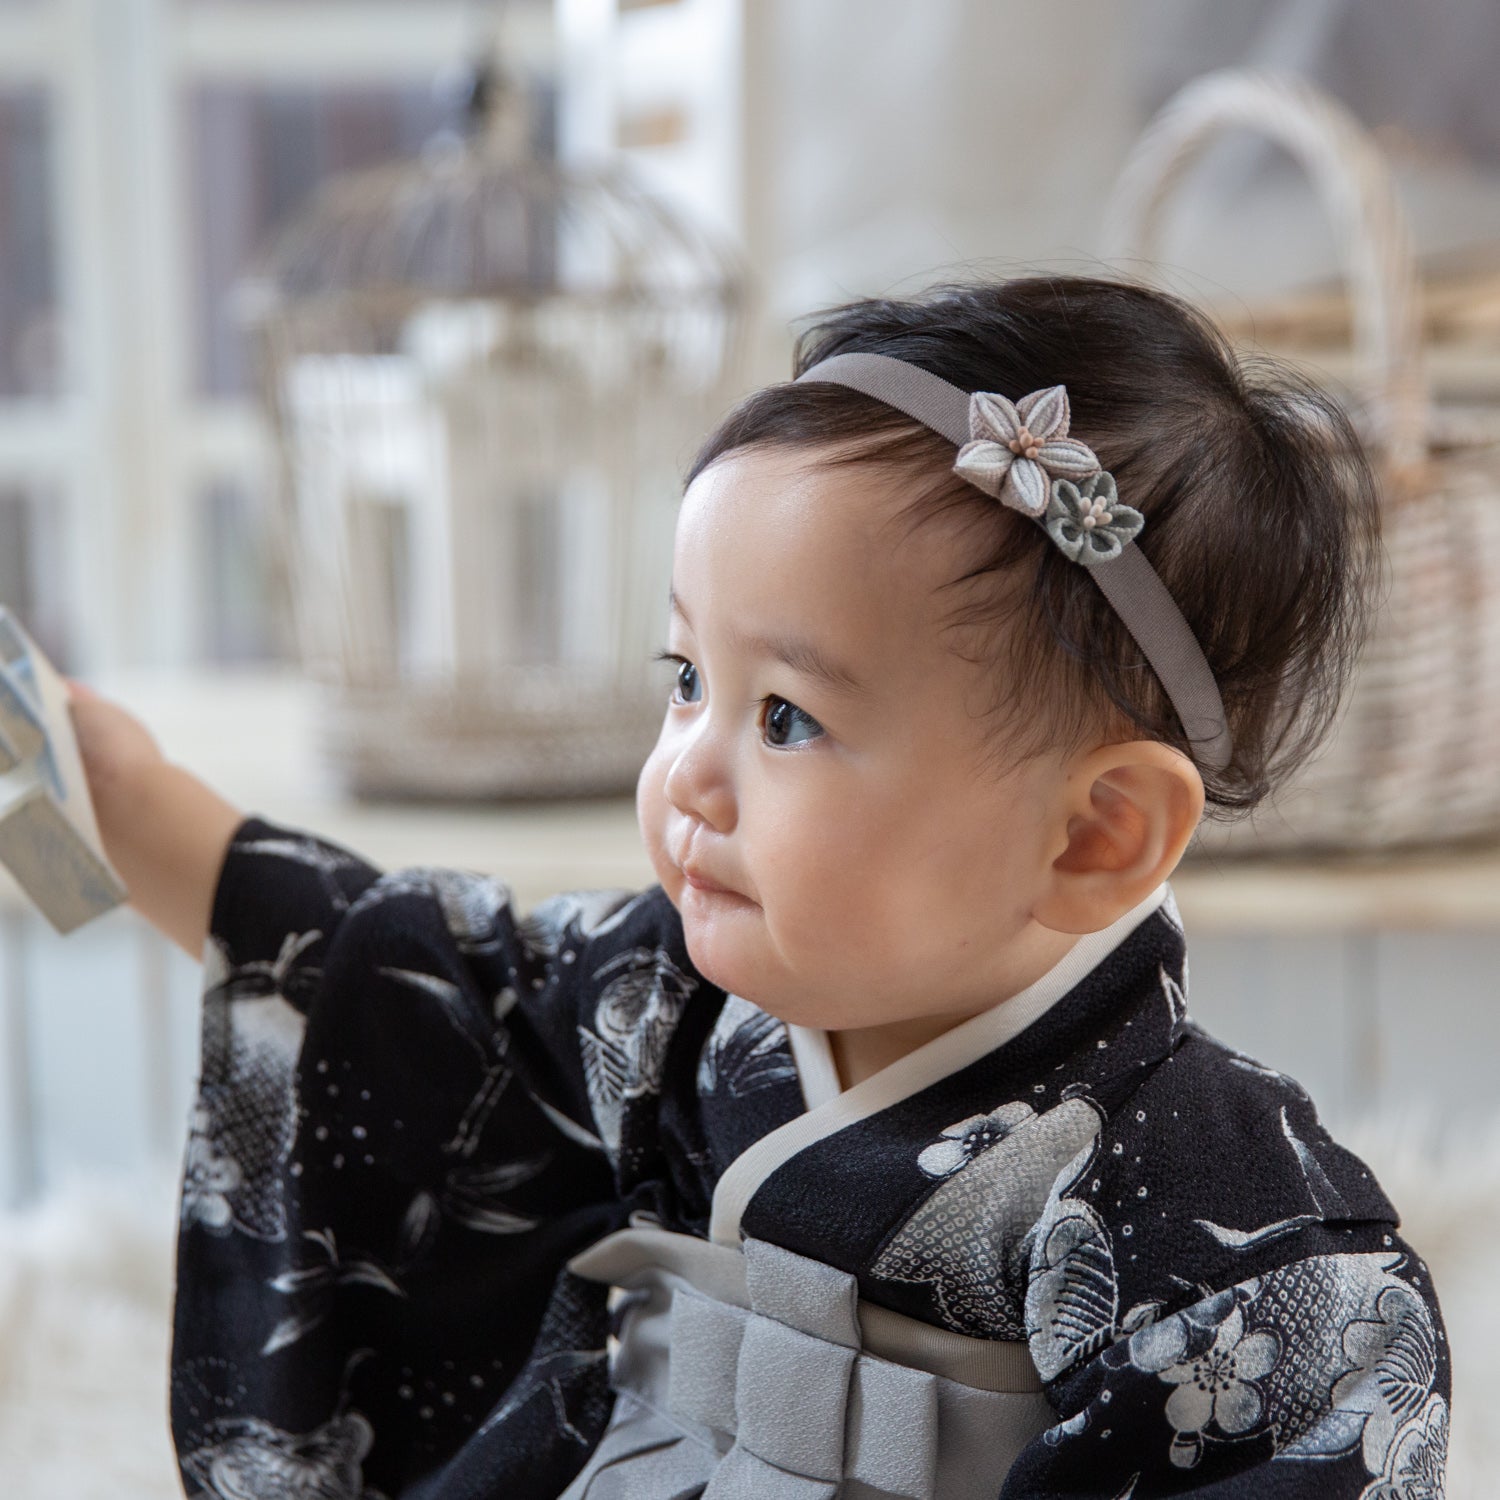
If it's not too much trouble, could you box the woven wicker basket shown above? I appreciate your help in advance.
[1104,69,1500,852]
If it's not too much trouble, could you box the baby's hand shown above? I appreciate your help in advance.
[64,679,243,960]
[66,679,166,797]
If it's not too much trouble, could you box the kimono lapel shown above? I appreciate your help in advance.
[707,885,1171,1247]
[784,1023,841,1109]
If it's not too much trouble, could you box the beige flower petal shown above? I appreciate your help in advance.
[917,1139,971,1177]
[952,439,1014,498]
[1166,1379,1215,1433]
[968,390,1022,445]
[1037,437,1100,479]
[1234,1330,1280,1384]
[1001,455,1049,516]
[1212,1305,1246,1353]
[1017,386,1071,442]
[1131,1313,1189,1374]
[1214,1379,1264,1436]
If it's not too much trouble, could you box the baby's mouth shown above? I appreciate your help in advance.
[681,862,738,897]
[675,852,757,907]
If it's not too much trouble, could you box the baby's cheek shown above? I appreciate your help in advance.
[634,743,673,877]
[769,830,904,970]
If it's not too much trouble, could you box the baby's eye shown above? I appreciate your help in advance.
[762,695,824,748]
[658,653,701,704]
[652,650,702,705]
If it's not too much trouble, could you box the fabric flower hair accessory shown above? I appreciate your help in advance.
[951,383,1146,567]
[1045,472,1145,566]
[794,352,1234,773]
[951,385,1101,517]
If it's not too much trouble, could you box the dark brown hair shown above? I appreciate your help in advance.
[685,276,1380,815]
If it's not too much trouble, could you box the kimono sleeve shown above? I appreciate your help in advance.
[171,816,631,1499]
[1001,1223,1450,1497]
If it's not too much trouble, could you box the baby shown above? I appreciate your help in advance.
[72,275,1448,1498]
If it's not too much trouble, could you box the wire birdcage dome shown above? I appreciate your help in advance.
[249,66,750,798]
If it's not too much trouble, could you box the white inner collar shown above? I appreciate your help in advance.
[710,883,1171,1245]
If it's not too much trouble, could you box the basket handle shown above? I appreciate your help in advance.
[1102,69,1429,478]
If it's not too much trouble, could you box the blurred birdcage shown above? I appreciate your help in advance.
[247,66,750,798]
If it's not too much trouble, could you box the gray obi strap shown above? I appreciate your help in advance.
[559,1223,1055,1500]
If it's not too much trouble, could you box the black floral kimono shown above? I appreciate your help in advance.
[170,817,1449,1498]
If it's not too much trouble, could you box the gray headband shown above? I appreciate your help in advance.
[795,351,1234,773]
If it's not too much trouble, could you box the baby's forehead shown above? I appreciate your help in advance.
[672,446,988,661]
[687,444,966,564]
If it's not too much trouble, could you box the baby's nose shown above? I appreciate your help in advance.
[663,721,737,834]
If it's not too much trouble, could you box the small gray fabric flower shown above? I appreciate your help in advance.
[916,1101,1035,1178]
[1045,472,1144,565]
[952,386,1100,516]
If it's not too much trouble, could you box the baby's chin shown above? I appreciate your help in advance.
[666,878,884,1028]
[673,887,763,989]
[676,915,856,1030]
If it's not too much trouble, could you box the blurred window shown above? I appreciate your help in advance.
[0,0,717,678]
[0,84,65,670]
[196,478,285,664]
[188,84,450,397]
[0,482,67,666]
[0,91,57,400]
[0,0,496,675]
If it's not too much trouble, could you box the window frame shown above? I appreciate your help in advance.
[0,0,739,673]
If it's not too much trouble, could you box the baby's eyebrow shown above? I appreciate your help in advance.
[669,586,868,699]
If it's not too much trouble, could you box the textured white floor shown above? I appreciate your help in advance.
[0,1167,181,1498]
[0,1118,1495,1499]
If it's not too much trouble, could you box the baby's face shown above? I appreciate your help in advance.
[636,444,1071,1033]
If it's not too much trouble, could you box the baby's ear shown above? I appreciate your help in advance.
[1034,741,1203,935]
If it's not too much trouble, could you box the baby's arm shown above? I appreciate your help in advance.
[67,681,243,959]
